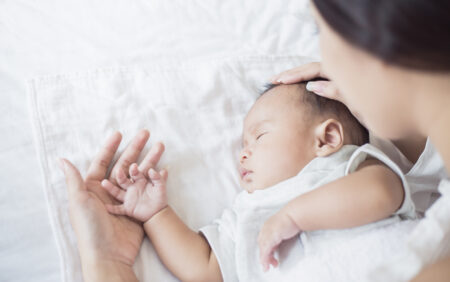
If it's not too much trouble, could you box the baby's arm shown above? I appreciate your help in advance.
[258,158,405,271]
[144,206,222,282]
[101,164,222,282]
[284,158,404,229]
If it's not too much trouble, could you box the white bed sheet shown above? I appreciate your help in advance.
[29,55,318,282]
[0,1,318,281]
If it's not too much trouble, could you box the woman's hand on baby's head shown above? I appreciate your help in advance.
[270,62,325,84]
[101,163,168,223]
[270,62,343,103]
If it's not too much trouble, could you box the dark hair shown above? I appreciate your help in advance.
[261,82,369,146]
[313,0,450,71]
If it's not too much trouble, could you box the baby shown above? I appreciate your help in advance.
[101,83,416,281]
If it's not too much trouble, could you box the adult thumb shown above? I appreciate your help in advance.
[59,158,86,197]
[306,81,341,101]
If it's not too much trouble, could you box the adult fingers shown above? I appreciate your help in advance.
[59,158,86,199]
[101,179,125,202]
[270,62,326,84]
[110,129,150,180]
[306,80,341,102]
[86,131,122,181]
[105,204,127,216]
[138,142,165,177]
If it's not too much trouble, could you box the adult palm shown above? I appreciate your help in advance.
[60,130,164,269]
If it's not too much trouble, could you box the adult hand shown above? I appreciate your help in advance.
[59,129,165,281]
[270,62,342,103]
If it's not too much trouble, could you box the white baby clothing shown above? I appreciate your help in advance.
[369,178,450,282]
[370,136,448,214]
[200,144,417,282]
[368,136,450,281]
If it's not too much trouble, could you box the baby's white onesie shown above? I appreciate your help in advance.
[370,136,448,214]
[368,136,450,281]
[200,144,416,282]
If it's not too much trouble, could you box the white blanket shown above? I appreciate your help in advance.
[1,1,319,280]
[29,55,315,281]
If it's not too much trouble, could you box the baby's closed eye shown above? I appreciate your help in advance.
[256,132,268,140]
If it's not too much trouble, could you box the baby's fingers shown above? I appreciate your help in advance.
[129,163,146,182]
[160,168,168,182]
[148,168,167,188]
[268,254,279,269]
[258,233,280,272]
[105,204,127,216]
[101,179,125,202]
[116,167,133,190]
[260,250,279,272]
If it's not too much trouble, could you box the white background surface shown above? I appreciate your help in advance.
[0,1,318,281]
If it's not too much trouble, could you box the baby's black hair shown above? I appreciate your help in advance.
[260,81,369,146]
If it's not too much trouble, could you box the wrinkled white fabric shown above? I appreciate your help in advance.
[370,136,447,214]
[367,136,450,280]
[2,0,319,281]
[200,144,417,281]
[5,0,448,280]
[28,56,316,282]
[370,178,450,282]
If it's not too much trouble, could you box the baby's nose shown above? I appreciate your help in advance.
[239,149,251,163]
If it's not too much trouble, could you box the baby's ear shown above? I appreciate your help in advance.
[313,119,344,157]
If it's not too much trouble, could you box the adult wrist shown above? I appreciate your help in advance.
[81,256,138,282]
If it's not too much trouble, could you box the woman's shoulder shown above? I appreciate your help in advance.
[370,134,448,213]
[369,134,447,179]
[408,139,448,179]
[369,134,414,173]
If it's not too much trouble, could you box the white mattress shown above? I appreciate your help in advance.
[0,1,319,281]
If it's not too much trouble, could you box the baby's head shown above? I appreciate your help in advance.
[239,82,368,193]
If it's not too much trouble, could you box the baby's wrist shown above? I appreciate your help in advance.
[144,205,170,226]
[283,205,303,233]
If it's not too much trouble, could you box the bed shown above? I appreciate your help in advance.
[2,1,449,281]
[0,1,318,281]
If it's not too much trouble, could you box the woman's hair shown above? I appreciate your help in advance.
[312,0,450,71]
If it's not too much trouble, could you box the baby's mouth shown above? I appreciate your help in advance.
[239,168,253,180]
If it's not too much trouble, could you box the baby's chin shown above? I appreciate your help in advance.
[241,181,271,193]
[241,174,296,193]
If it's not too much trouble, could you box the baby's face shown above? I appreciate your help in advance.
[239,85,317,193]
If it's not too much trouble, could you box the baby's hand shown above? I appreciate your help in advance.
[101,163,168,223]
[257,210,301,272]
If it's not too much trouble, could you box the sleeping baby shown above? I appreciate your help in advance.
[100,82,416,281]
